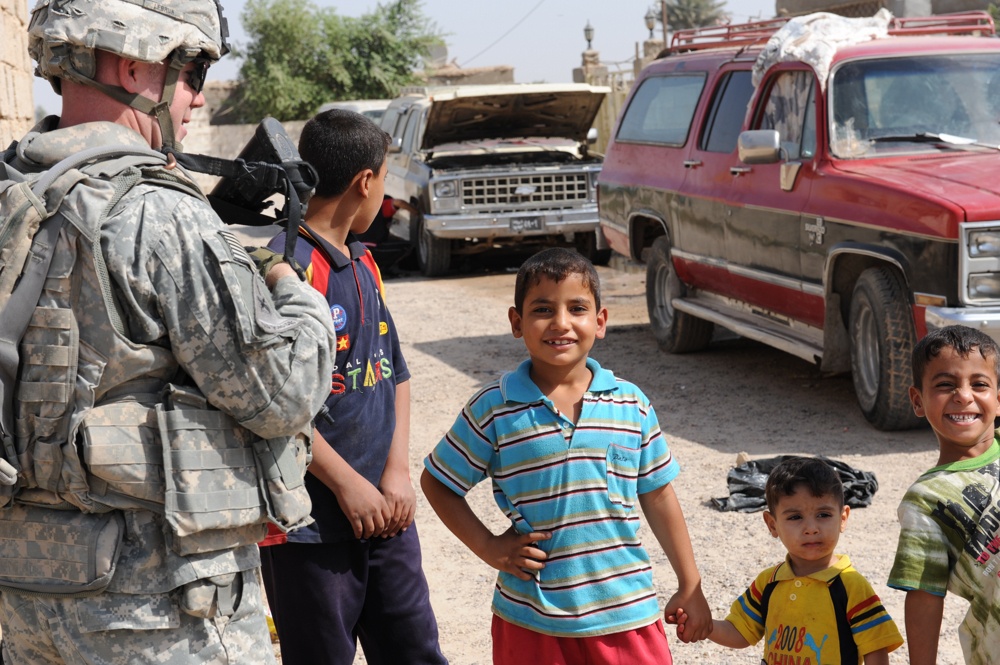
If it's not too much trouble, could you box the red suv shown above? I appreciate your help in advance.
[599,12,1000,430]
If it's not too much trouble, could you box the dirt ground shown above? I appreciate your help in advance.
[362,253,969,665]
[234,223,968,664]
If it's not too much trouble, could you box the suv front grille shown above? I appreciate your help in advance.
[461,173,590,207]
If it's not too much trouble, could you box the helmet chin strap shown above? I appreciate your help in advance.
[61,49,193,150]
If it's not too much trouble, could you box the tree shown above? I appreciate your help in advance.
[650,0,729,32]
[231,0,442,122]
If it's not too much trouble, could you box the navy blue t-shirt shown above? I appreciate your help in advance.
[269,225,410,542]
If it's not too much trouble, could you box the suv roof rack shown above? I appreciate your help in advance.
[669,17,790,53]
[667,10,995,54]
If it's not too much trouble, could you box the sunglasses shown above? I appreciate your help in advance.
[185,58,211,94]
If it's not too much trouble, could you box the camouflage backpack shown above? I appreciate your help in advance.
[0,143,174,497]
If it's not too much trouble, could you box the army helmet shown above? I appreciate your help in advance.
[27,0,231,150]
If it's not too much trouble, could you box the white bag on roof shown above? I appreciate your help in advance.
[752,9,893,89]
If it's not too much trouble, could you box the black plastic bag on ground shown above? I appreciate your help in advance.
[710,455,878,512]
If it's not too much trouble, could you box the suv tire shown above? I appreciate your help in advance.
[413,212,451,277]
[574,232,611,266]
[646,236,714,353]
[848,266,922,431]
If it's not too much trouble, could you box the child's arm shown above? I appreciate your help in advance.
[638,482,713,642]
[904,590,944,665]
[706,619,751,648]
[863,648,891,665]
[310,430,391,539]
[379,379,415,538]
[420,469,551,580]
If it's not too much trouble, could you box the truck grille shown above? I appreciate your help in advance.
[461,173,590,207]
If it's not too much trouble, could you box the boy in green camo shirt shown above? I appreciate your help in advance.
[889,325,1000,665]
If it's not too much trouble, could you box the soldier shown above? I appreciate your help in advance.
[0,1,336,663]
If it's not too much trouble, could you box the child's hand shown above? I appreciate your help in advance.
[664,607,688,635]
[486,527,551,581]
[663,585,713,643]
[333,472,392,539]
[379,467,416,538]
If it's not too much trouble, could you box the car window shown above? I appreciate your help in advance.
[615,73,706,146]
[382,107,404,137]
[830,54,1000,158]
[402,108,422,152]
[757,71,817,160]
[699,70,755,153]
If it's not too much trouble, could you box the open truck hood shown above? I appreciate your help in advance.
[419,83,608,150]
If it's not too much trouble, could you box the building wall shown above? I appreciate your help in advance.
[0,0,33,148]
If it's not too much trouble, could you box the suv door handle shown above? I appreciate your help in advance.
[730,166,752,175]
[683,160,702,169]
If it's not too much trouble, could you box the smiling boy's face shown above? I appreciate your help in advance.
[909,345,1000,465]
[508,273,607,376]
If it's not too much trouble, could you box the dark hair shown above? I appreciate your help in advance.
[765,457,844,513]
[911,325,1000,388]
[513,248,601,313]
[299,109,390,198]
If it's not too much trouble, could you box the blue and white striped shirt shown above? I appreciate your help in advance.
[424,358,679,637]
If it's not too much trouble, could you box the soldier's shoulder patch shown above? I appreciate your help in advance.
[218,230,255,267]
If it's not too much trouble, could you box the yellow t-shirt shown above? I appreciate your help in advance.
[726,555,902,664]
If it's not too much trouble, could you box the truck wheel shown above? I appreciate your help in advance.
[574,232,611,266]
[848,266,922,430]
[414,213,450,277]
[646,236,713,353]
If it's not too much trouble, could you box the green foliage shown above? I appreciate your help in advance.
[650,0,729,32]
[990,3,1000,32]
[231,0,442,122]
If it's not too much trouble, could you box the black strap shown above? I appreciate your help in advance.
[829,575,859,664]
[0,213,67,453]
[164,149,315,279]
[759,574,859,665]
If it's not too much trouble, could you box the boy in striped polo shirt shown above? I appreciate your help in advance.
[708,457,902,663]
[421,247,712,664]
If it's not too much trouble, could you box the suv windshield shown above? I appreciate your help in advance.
[830,53,1000,158]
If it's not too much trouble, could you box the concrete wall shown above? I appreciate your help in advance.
[0,0,34,148]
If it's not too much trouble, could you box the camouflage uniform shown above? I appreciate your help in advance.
[0,117,336,664]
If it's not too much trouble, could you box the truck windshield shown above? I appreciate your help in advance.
[829,53,1000,158]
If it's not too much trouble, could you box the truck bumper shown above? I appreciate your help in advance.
[925,306,1000,341]
[424,206,600,239]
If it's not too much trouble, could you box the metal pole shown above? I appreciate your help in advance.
[661,0,667,44]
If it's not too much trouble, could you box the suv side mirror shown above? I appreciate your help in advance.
[389,137,403,154]
[586,127,599,144]
[738,130,781,164]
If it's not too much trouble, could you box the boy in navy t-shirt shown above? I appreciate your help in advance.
[260,109,446,665]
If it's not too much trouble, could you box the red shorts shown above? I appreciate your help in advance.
[491,615,672,665]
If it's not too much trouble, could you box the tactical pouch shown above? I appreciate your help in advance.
[80,401,164,510]
[0,503,124,596]
[158,386,266,556]
[253,434,313,533]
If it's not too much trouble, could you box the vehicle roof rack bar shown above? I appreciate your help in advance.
[666,10,994,55]
[887,11,994,36]
[669,17,789,53]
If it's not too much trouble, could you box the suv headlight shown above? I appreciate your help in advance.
[969,230,1000,257]
[969,273,1000,299]
[433,181,457,198]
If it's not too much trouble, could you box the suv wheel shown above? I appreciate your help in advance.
[413,213,451,277]
[645,236,714,353]
[574,232,611,266]
[848,266,922,430]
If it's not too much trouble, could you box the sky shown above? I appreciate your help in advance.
[31,0,777,115]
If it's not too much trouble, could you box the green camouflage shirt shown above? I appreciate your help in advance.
[888,439,1000,665]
